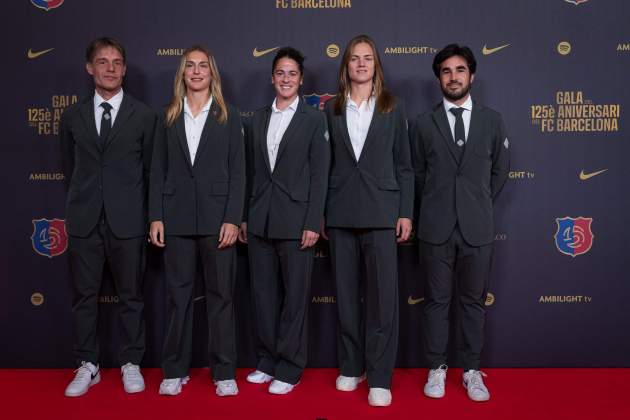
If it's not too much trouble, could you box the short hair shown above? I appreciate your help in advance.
[85,37,126,63]
[432,44,476,77]
[272,47,305,75]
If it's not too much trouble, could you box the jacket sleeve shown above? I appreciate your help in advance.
[148,113,167,222]
[409,115,426,224]
[142,107,158,192]
[394,100,414,219]
[242,118,254,223]
[490,113,510,200]
[223,107,246,226]
[303,112,331,233]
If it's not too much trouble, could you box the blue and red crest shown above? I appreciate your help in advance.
[31,218,68,258]
[31,0,64,11]
[564,0,589,5]
[554,217,594,257]
[303,93,336,111]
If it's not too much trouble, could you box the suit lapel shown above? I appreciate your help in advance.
[357,106,384,161]
[174,112,193,170]
[104,94,134,149]
[77,97,101,158]
[274,100,306,167]
[432,104,460,164]
[339,111,357,163]
[193,101,220,167]
[259,106,273,174]
[459,102,481,169]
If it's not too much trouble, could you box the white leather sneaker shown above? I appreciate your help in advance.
[463,370,490,402]
[268,379,297,395]
[246,370,274,384]
[159,376,190,396]
[368,387,392,407]
[215,379,239,397]
[335,374,366,391]
[121,363,145,393]
[64,361,100,397]
[424,365,447,398]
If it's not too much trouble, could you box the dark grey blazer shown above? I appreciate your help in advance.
[149,101,245,236]
[411,101,510,247]
[60,93,157,238]
[324,97,414,229]
[244,99,330,239]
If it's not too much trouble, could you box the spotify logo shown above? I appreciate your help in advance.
[557,41,571,55]
[326,44,340,58]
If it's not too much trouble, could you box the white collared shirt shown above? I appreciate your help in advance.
[266,95,299,171]
[346,95,375,160]
[183,95,213,164]
[443,95,473,143]
[94,89,124,135]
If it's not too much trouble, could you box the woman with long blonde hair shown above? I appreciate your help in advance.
[149,45,245,397]
[324,35,413,407]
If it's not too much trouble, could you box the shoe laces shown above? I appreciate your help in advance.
[428,366,447,384]
[217,380,237,391]
[122,364,141,380]
[72,362,95,382]
[161,378,181,388]
[467,370,487,390]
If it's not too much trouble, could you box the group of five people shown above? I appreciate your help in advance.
[60,34,509,407]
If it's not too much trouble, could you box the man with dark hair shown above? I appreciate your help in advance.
[411,43,509,402]
[60,37,157,397]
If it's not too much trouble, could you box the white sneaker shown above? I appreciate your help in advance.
[462,370,490,402]
[64,361,100,397]
[246,370,274,384]
[368,388,392,407]
[215,379,239,397]
[335,374,366,391]
[159,376,190,396]
[121,363,145,393]
[424,365,447,398]
[268,379,297,395]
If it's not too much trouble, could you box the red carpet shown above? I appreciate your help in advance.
[2,368,628,419]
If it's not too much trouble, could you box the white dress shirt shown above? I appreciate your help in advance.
[94,89,124,135]
[346,95,375,160]
[266,96,299,171]
[443,94,473,143]
[183,96,213,164]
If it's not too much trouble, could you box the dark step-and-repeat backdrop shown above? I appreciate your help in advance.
[3,0,629,368]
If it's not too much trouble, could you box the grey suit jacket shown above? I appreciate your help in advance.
[244,99,330,239]
[149,102,245,236]
[324,97,413,229]
[60,93,157,238]
[411,101,510,246]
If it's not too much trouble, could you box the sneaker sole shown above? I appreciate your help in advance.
[335,375,366,392]
[423,389,445,399]
[65,372,101,397]
[462,381,490,402]
[124,384,146,394]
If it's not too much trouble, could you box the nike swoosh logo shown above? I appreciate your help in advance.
[579,169,607,180]
[408,296,425,305]
[482,44,510,55]
[28,48,54,59]
[252,46,279,58]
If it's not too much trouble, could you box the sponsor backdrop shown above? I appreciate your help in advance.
[3,0,628,368]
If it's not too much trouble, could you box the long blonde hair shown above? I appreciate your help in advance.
[165,45,228,126]
[333,35,395,115]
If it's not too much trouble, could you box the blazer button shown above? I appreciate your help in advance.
[98,185,103,190]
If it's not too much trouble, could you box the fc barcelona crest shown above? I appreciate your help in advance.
[303,93,336,111]
[554,217,594,257]
[31,0,64,11]
[31,218,68,258]
[564,0,589,5]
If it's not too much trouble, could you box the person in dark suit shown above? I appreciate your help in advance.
[149,45,245,397]
[238,47,330,395]
[60,37,157,397]
[411,44,509,402]
[324,35,414,407]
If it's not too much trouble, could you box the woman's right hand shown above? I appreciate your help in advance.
[150,221,166,247]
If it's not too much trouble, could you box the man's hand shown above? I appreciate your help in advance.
[218,223,239,249]
[396,218,412,243]
[238,222,248,244]
[300,229,320,250]
[150,221,166,247]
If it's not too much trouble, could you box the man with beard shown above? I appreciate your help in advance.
[411,44,509,402]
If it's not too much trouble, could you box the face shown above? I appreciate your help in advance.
[347,42,375,85]
[183,50,212,93]
[271,57,302,102]
[86,46,126,97]
[438,55,474,103]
